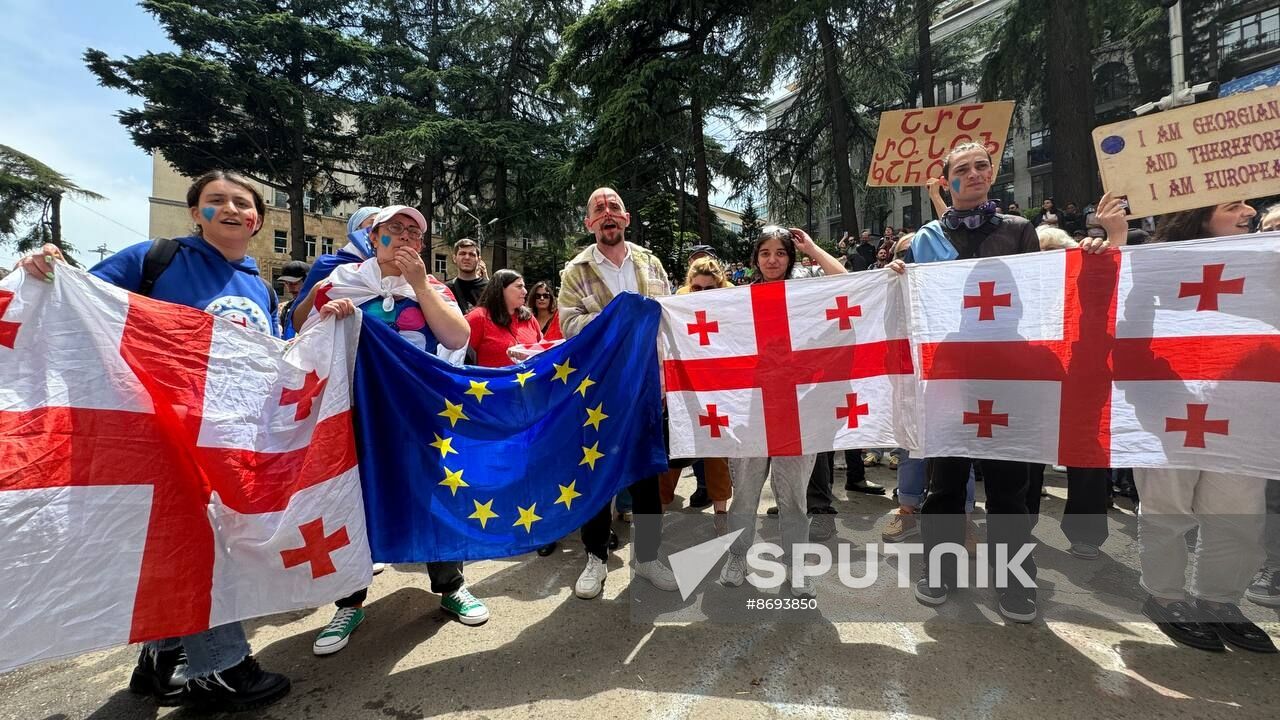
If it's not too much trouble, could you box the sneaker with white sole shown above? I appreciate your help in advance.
[441,586,489,625]
[719,552,748,586]
[575,554,608,599]
[313,606,365,656]
[371,562,387,575]
[634,559,679,591]
[790,574,817,599]
[1246,567,1280,608]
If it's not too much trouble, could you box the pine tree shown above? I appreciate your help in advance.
[0,144,103,266]
[85,0,373,260]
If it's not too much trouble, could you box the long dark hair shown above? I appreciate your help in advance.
[751,225,796,283]
[526,280,557,315]
[187,170,266,236]
[1152,205,1219,243]
[477,269,532,326]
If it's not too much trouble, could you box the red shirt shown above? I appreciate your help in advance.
[466,307,543,367]
[539,310,564,341]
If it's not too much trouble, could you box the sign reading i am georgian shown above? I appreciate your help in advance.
[1093,85,1280,217]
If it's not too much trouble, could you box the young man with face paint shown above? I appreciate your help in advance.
[17,170,291,711]
[887,142,1043,623]
[556,187,679,599]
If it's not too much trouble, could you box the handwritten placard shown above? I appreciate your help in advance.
[867,102,1015,187]
[1093,85,1280,216]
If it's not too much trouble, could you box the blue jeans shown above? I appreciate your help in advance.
[897,453,975,513]
[615,487,633,514]
[145,622,250,678]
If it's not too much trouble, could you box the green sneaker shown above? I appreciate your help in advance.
[312,607,364,656]
[441,586,489,626]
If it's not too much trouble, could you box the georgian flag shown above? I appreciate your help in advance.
[0,266,371,672]
[909,232,1280,477]
[660,272,918,458]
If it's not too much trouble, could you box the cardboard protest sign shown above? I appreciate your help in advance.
[1093,85,1280,217]
[868,102,1015,187]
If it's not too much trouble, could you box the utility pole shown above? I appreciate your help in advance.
[1135,1,1213,115]
[94,244,113,262]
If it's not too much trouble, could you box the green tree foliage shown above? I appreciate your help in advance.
[359,0,581,272]
[736,192,762,256]
[85,0,373,260]
[0,144,103,266]
[547,0,758,250]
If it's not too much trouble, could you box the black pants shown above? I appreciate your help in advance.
[1027,466,1111,547]
[807,452,838,513]
[582,474,662,562]
[335,561,465,608]
[921,457,1037,593]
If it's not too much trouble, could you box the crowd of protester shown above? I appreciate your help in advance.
[12,137,1280,712]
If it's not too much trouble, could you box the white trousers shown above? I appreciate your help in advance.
[727,455,817,560]
[1135,468,1266,603]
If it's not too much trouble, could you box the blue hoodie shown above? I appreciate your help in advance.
[91,235,279,337]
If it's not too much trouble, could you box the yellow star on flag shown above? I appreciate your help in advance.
[439,466,468,496]
[513,503,542,533]
[552,359,577,384]
[576,376,596,397]
[464,380,493,403]
[555,481,583,510]
[430,433,457,458]
[468,499,498,529]
[515,370,536,387]
[438,399,469,427]
[584,403,609,431]
[580,442,605,470]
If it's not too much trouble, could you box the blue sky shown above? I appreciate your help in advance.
[0,1,172,267]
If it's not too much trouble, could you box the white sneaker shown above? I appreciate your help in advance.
[634,559,678,592]
[575,555,608,599]
[371,562,387,575]
[719,552,747,587]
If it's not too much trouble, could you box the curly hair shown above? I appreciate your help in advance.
[682,256,733,291]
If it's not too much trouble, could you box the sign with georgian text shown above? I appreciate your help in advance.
[867,101,1014,187]
[1093,85,1280,217]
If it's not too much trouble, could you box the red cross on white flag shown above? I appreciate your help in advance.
[909,233,1280,475]
[0,267,372,673]
[660,272,917,458]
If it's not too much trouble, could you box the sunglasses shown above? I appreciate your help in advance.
[382,221,424,240]
[533,293,551,299]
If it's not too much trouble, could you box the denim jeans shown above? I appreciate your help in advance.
[896,453,975,512]
[145,622,250,678]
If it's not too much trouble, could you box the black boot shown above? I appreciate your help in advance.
[184,655,291,712]
[128,645,187,706]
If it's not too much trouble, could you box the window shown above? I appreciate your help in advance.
[273,230,288,254]
[303,191,314,214]
[1031,174,1054,207]
[433,253,447,275]
[994,182,1016,209]
[1094,62,1133,104]
[1028,128,1052,167]
[321,236,334,255]
[1219,7,1280,59]
[999,142,1015,177]
[273,190,287,208]
[304,235,316,258]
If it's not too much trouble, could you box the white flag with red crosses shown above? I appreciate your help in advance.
[659,272,919,458]
[0,266,371,673]
[909,232,1280,476]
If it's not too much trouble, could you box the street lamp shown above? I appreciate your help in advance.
[454,201,499,247]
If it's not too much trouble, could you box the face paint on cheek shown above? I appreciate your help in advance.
[243,211,257,230]
[380,234,392,247]
[951,179,962,193]
[201,207,216,222]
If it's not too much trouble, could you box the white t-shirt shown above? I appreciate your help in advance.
[592,244,638,296]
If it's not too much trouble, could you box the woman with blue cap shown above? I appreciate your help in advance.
[284,205,382,338]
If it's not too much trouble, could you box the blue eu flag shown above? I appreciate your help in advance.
[353,293,668,562]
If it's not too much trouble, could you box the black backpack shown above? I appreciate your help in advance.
[138,238,277,315]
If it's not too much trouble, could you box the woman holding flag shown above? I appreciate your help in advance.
[717,225,846,597]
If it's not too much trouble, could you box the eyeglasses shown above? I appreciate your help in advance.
[533,293,551,299]
[383,222,424,240]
